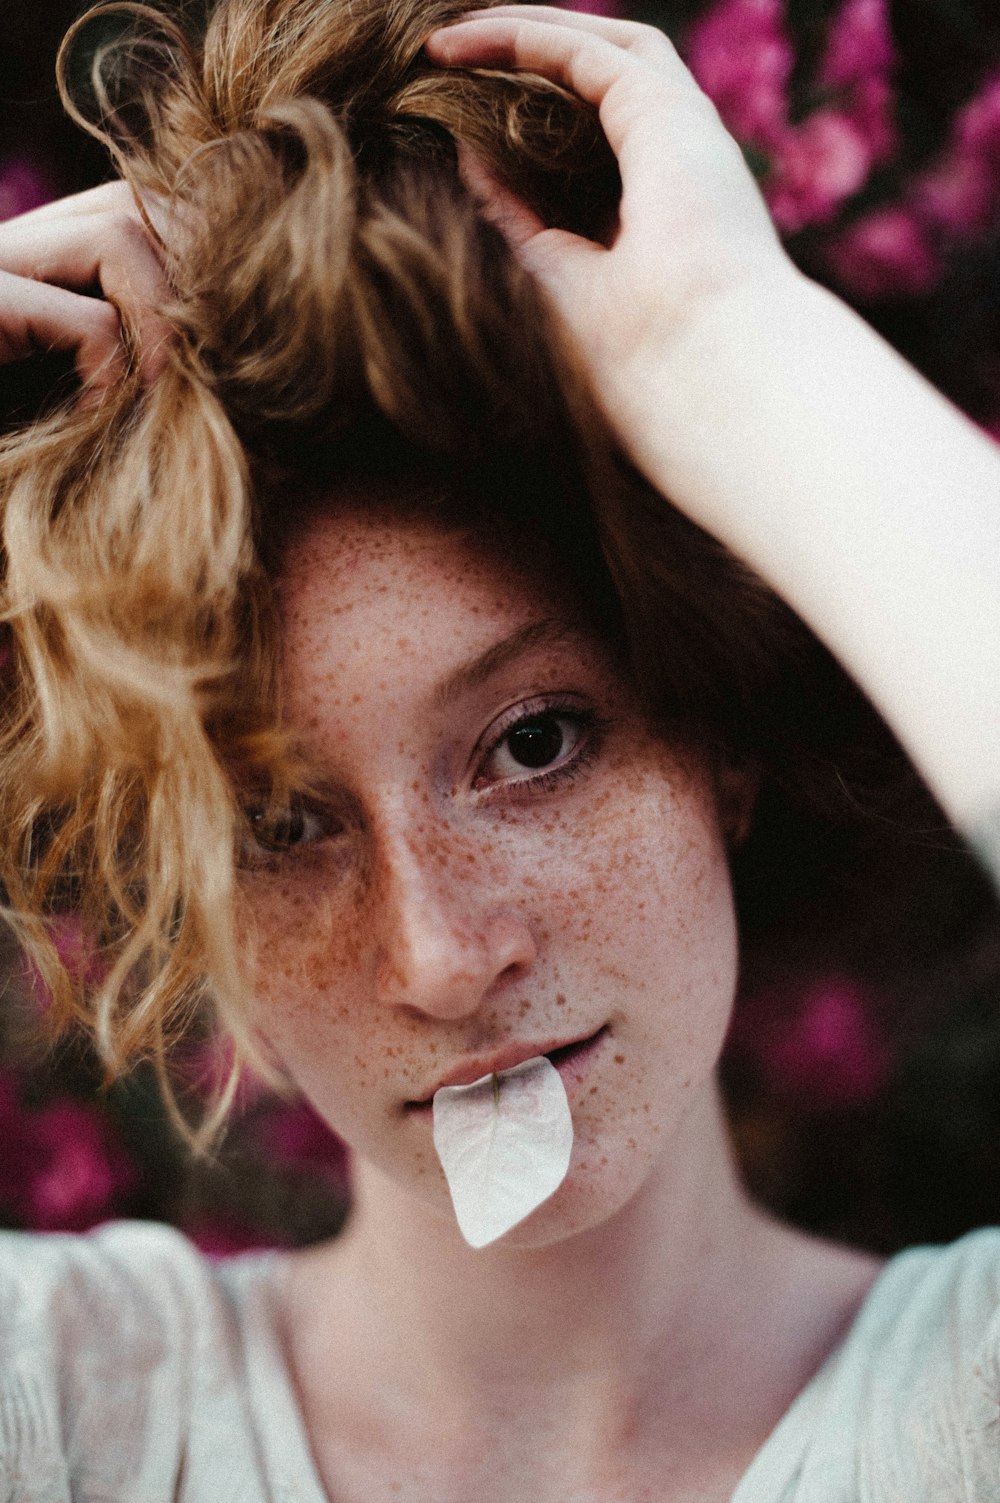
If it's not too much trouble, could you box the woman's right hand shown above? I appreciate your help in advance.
[0,181,170,393]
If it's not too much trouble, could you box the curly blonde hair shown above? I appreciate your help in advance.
[0,0,930,1145]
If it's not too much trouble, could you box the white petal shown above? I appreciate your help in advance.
[432,1055,574,1249]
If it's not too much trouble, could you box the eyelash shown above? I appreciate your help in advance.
[471,697,606,797]
[239,698,606,864]
[238,799,344,867]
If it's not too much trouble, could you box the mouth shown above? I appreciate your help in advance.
[406,1025,609,1111]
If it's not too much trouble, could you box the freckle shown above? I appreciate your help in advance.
[589,1085,598,1095]
[643,1103,650,1112]
[556,993,566,1007]
[600,1156,608,1166]
[614,1054,624,1065]
[627,1138,636,1150]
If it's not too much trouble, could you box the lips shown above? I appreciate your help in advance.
[407,1025,608,1109]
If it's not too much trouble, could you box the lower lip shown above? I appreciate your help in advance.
[408,1026,609,1113]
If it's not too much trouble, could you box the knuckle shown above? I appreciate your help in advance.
[105,209,143,246]
[89,299,122,339]
[635,23,677,62]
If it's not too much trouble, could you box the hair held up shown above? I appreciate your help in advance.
[0,0,939,1141]
[0,0,630,1133]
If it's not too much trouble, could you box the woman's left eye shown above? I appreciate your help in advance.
[476,706,595,789]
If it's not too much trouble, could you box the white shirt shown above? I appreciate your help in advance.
[0,1220,998,1500]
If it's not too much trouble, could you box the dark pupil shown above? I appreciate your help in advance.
[253,806,305,850]
[507,717,564,769]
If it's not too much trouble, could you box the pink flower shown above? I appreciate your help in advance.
[258,1100,348,1192]
[0,1076,137,1231]
[0,157,55,221]
[818,0,896,91]
[730,978,893,1107]
[689,0,897,233]
[766,110,875,231]
[172,1032,270,1115]
[824,204,940,298]
[907,70,1000,240]
[954,72,1000,157]
[23,1102,136,1230]
[912,154,994,237]
[21,915,107,1018]
[687,0,794,147]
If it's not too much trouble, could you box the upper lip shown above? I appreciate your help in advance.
[409,1027,604,1105]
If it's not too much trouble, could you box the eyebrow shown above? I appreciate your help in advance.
[432,618,589,711]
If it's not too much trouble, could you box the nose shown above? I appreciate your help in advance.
[371,822,537,1021]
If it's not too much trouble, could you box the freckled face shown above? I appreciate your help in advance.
[240,508,740,1245]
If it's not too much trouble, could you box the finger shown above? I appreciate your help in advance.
[425,17,697,149]
[0,181,139,230]
[426,10,685,86]
[0,270,127,390]
[428,13,703,221]
[443,5,678,65]
[0,210,171,382]
[455,143,547,249]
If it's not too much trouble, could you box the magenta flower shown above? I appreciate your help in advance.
[821,63,1000,300]
[0,156,55,221]
[688,0,794,147]
[818,0,896,91]
[257,1099,348,1192]
[766,109,876,231]
[184,1217,278,1258]
[914,154,995,237]
[21,914,107,1018]
[690,0,898,233]
[730,977,893,1107]
[910,72,1000,239]
[23,1101,137,1230]
[0,1075,137,1231]
[825,204,941,297]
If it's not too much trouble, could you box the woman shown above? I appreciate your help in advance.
[0,1,999,1498]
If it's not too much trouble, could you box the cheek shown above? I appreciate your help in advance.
[527,763,737,1118]
[235,876,367,1066]
[516,753,736,985]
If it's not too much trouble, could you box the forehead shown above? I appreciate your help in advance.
[276,506,590,668]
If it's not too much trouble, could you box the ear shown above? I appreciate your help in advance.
[712,759,761,851]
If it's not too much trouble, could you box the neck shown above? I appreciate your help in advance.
[291,1084,788,1406]
[279,1084,882,1500]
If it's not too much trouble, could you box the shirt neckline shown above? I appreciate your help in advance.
[228,1241,927,1503]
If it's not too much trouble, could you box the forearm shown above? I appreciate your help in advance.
[630,269,1000,837]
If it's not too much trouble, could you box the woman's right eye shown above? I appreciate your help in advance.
[241,801,341,858]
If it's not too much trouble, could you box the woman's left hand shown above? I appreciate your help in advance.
[426,5,795,467]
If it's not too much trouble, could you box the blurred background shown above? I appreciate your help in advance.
[2,0,1000,1257]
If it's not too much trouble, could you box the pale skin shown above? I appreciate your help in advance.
[249,509,881,1502]
[2,6,1000,1500]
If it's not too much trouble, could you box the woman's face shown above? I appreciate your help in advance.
[240,506,741,1245]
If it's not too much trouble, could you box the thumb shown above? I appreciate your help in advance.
[512,224,603,307]
[454,144,603,318]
